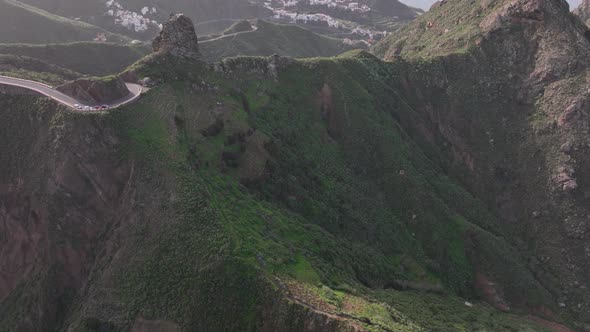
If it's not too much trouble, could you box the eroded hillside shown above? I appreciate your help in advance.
[1,0,590,331]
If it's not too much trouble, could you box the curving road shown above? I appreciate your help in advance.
[0,75,142,110]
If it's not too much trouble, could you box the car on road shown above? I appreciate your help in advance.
[84,106,91,111]
[101,105,108,110]
[94,106,101,110]
[74,104,82,110]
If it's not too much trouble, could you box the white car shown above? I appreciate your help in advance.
[84,106,92,111]
[74,104,82,110]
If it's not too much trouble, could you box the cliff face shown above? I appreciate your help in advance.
[56,76,129,104]
[152,14,201,59]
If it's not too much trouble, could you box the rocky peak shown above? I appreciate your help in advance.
[152,13,200,59]
[574,0,590,26]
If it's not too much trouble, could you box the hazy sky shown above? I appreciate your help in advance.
[400,0,581,10]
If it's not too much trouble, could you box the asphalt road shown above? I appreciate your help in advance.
[0,75,142,110]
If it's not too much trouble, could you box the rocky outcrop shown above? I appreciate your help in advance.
[57,76,129,104]
[152,14,200,59]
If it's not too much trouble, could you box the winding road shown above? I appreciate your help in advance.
[0,75,143,110]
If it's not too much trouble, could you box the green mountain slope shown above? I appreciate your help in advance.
[0,50,567,331]
[2,0,590,330]
[0,0,130,44]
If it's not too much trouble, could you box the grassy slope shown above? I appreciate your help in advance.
[0,0,129,44]
[199,20,359,62]
[46,53,558,331]
[0,42,149,76]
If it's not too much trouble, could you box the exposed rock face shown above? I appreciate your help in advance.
[574,0,590,26]
[57,77,130,104]
[152,14,200,59]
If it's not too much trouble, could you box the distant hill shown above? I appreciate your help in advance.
[19,0,272,39]
[17,0,421,43]
[199,20,362,62]
[0,20,357,76]
[0,42,150,76]
[0,0,130,44]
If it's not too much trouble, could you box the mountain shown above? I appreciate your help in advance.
[2,0,590,331]
[199,20,362,62]
[0,0,130,44]
[0,54,80,85]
